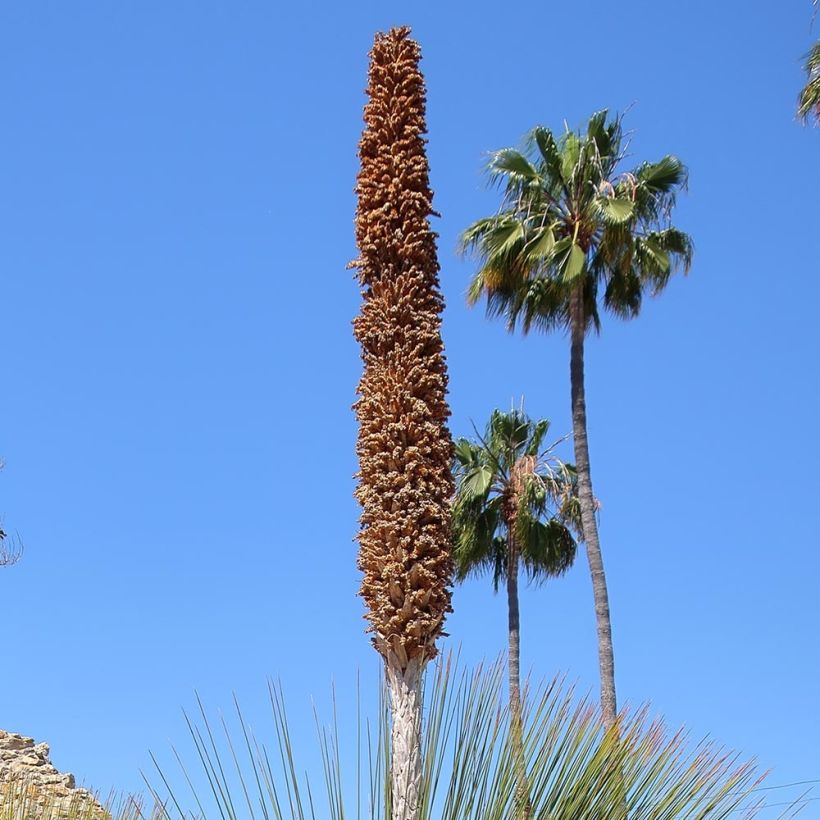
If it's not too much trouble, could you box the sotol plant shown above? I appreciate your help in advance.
[0,661,800,818]
[138,658,783,819]
[350,26,454,820]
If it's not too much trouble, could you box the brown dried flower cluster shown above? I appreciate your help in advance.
[351,27,453,670]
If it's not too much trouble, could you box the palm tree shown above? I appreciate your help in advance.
[452,408,578,816]
[461,111,693,728]
[799,42,820,123]
[799,1,820,124]
[351,26,454,820]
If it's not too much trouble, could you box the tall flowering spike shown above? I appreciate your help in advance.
[352,27,454,671]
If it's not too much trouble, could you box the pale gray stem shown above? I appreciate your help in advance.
[385,652,424,820]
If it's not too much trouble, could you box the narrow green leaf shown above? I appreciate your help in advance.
[560,134,580,184]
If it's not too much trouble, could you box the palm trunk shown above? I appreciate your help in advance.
[385,653,424,820]
[569,284,618,728]
[506,534,531,817]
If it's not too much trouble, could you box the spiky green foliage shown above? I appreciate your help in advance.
[462,111,693,335]
[137,658,786,819]
[799,41,820,123]
[0,660,796,818]
[452,409,578,590]
[0,785,148,820]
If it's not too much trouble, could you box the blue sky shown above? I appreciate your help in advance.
[1,0,818,812]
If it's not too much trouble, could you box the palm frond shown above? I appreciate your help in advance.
[518,518,577,582]
[586,109,611,153]
[522,224,557,264]
[603,267,643,320]
[487,148,540,200]
[524,418,550,458]
[634,155,689,195]
[648,226,694,270]
[452,485,504,585]
[595,195,635,225]
[488,408,530,459]
[558,132,582,187]
[636,228,693,296]
[526,126,565,191]
[519,277,572,334]
[453,437,482,469]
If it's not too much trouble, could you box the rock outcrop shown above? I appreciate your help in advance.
[0,730,108,818]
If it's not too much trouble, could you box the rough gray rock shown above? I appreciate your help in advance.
[0,730,108,818]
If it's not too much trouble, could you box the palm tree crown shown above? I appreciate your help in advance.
[452,409,578,589]
[463,110,693,334]
[799,0,820,123]
[799,41,820,123]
